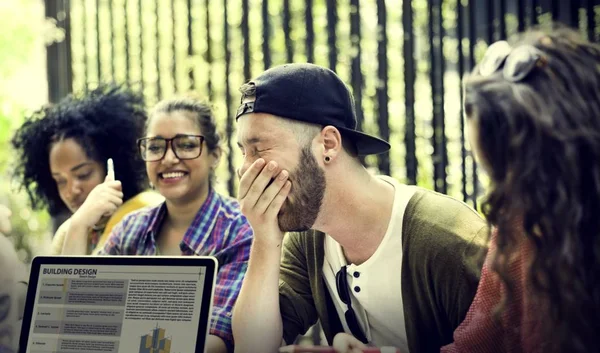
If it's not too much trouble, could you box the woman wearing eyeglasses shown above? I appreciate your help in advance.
[11,84,163,256]
[442,27,600,353]
[96,96,253,353]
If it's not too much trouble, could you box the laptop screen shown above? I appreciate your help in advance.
[20,257,216,353]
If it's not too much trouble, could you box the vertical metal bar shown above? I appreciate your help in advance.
[46,0,73,103]
[349,0,367,168]
[403,0,417,185]
[428,0,435,187]
[429,0,447,193]
[594,1,600,41]
[138,0,145,92]
[376,0,390,175]
[242,0,251,80]
[64,0,72,67]
[96,0,102,83]
[108,0,116,79]
[467,1,476,91]
[350,0,363,132]
[587,0,595,41]
[517,0,526,32]
[539,0,548,15]
[498,0,507,40]
[171,0,177,93]
[262,0,272,69]
[326,0,337,71]
[486,1,495,42]
[569,0,580,28]
[188,0,195,90]
[224,0,235,195]
[530,0,539,25]
[457,0,467,203]
[468,0,478,207]
[550,0,559,21]
[205,0,212,96]
[124,0,131,85]
[283,0,294,62]
[485,1,495,44]
[305,0,315,63]
[525,0,533,27]
[155,0,162,100]
[82,0,89,91]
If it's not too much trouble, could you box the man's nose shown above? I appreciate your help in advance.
[237,159,252,180]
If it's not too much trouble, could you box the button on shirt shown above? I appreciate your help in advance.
[323,176,416,353]
[98,188,253,347]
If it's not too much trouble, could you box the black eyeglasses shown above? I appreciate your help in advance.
[335,265,368,344]
[477,40,547,82]
[137,134,205,162]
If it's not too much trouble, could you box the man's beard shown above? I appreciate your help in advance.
[277,147,326,232]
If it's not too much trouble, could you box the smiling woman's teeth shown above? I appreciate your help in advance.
[162,172,185,179]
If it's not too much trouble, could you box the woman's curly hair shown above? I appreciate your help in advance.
[464,27,600,352]
[11,84,148,216]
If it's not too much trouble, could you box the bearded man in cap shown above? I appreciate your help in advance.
[232,63,487,353]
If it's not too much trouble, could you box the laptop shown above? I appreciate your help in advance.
[18,256,217,353]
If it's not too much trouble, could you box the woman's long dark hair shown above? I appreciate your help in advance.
[464,27,600,352]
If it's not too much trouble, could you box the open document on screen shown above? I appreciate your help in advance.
[25,264,206,353]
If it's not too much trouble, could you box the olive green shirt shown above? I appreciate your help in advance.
[279,187,488,353]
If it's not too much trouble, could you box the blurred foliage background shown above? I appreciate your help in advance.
[0,0,52,262]
[2,0,600,265]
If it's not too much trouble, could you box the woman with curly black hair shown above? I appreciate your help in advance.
[11,84,163,255]
[442,27,600,352]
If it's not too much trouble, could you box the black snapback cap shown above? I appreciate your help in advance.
[235,63,390,156]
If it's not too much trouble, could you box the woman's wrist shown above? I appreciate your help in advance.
[69,211,94,231]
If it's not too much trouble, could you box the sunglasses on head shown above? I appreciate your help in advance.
[335,265,369,344]
[476,40,547,82]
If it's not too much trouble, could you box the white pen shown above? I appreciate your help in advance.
[107,158,115,180]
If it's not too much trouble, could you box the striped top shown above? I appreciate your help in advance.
[98,188,253,349]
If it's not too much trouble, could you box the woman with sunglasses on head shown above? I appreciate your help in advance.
[442,27,600,353]
[11,85,163,256]
[97,96,253,353]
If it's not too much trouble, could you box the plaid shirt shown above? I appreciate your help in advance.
[97,188,253,349]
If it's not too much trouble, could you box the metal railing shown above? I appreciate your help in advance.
[44,0,600,345]
[45,0,600,207]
